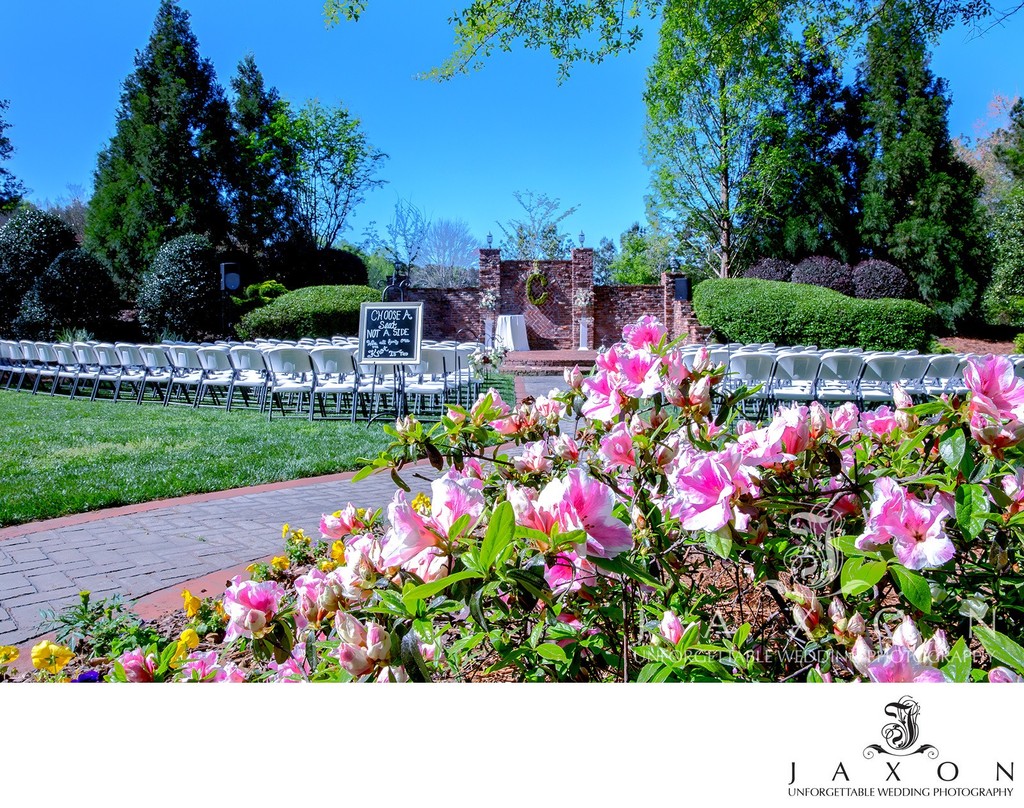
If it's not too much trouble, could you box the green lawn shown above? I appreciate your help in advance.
[0,373,517,527]
[0,394,393,527]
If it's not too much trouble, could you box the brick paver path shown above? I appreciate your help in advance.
[0,376,568,646]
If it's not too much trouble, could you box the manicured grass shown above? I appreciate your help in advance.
[0,393,393,527]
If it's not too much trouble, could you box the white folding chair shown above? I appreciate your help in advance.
[265,346,315,420]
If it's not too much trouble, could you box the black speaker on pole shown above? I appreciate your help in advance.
[673,276,691,302]
[220,262,242,292]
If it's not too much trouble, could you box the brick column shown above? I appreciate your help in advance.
[479,249,501,341]
[571,248,595,350]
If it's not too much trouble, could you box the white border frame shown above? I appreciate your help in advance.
[358,301,423,365]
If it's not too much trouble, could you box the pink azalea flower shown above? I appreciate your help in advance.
[618,348,663,399]
[867,644,948,682]
[337,643,374,677]
[119,648,157,683]
[403,546,450,584]
[832,402,861,434]
[774,405,811,454]
[669,448,754,533]
[550,434,580,462]
[662,350,691,385]
[379,491,438,568]
[598,421,637,470]
[365,623,392,662]
[514,440,555,475]
[891,497,956,571]
[851,636,875,675]
[552,468,634,558]
[622,315,667,350]
[855,477,909,550]
[430,469,486,534]
[969,410,1024,450]
[319,503,365,540]
[914,631,950,666]
[222,578,285,642]
[545,550,598,597]
[861,405,899,438]
[891,616,922,650]
[294,567,327,630]
[580,369,626,422]
[533,395,566,421]
[964,355,1024,420]
[269,643,310,683]
[989,667,1024,683]
[564,365,584,391]
[335,611,368,646]
[506,483,559,536]
[809,401,832,439]
[179,650,220,682]
[1003,469,1024,516]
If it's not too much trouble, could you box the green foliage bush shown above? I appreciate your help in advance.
[235,284,382,339]
[137,234,220,339]
[13,248,120,339]
[1015,333,1024,354]
[692,278,939,352]
[981,193,1024,329]
[230,279,289,317]
[0,207,77,325]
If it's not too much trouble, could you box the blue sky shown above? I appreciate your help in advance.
[2,1,1022,249]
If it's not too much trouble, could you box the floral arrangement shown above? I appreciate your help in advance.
[480,290,499,312]
[14,316,1024,684]
[573,287,593,309]
[468,342,507,376]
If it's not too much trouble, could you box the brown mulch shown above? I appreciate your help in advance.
[938,336,1016,355]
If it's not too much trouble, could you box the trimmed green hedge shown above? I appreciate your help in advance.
[236,285,382,340]
[692,278,939,352]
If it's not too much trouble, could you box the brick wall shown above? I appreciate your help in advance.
[500,259,573,349]
[404,288,485,341]
[593,285,664,348]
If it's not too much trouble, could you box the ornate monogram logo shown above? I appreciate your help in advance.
[863,696,940,760]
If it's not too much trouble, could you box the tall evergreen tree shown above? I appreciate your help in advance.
[85,0,234,293]
[228,54,299,258]
[0,99,26,215]
[744,30,860,265]
[855,0,990,326]
[995,99,1024,185]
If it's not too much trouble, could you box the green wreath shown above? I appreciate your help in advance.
[526,271,550,306]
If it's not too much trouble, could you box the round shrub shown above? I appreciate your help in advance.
[13,248,120,339]
[0,207,77,325]
[742,257,794,283]
[137,235,220,339]
[236,285,383,340]
[693,277,939,352]
[853,259,916,300]
[791,255,855,297]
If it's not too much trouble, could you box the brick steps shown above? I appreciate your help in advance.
[501,349,599,376]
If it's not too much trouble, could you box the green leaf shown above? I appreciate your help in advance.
[942,637,971,683]
[479,501,515,572]
[351,463,377,483]
[831,534,883,560]
[536,643,567,663]
[974,626,1024,674]
[938,427,966,471]
[889,565,932,614]
[704,530,733,560]
[402,570,481,610]
[955,483,989,539]
[593,555,663,589]
[840,557,887,597]
[390,467,410,492]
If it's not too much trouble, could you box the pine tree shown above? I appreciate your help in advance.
[0,99,26,215]
[995,99,1024,185]
[745,30,860,265]
[855,0,991,326]
[85,0,234,293]
[228,54,299,259]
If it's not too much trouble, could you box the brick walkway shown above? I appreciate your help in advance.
[0,375,567,647]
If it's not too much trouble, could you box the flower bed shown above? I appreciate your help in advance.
[6,316,1024,684]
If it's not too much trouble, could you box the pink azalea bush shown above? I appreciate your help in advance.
[98,317,1024,683]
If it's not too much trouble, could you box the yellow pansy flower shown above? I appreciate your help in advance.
[281,523,290,538]
[271,555,290,571]
[0,645,18,665]
[181,589,201,619]
[179,628,200,650]
[318,559,339,572]
[331,540,346,562]
[31,640,74,675]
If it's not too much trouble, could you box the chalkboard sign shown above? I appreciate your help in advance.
[358,302,423,364]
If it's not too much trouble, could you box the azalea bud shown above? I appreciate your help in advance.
[365,623,392,662]
[244,608,268,639]
[334,611,368,646]
[989,667,1024,683]
[914,630,950,666]
[929,580,948,604]
[660,610,684,646]
[893,383,914,410]
[892,616,921,651]
[337,643,374,676]
[828,599,847,624]
[688,376,712,416]
[809,401,831,440]
[563,365,584,391]
[376,665,411,683]
[959,596,989,621]
[693,347,710,373]
[418,641,437,663]
[847,612,867,636]
[851,636,875,676]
